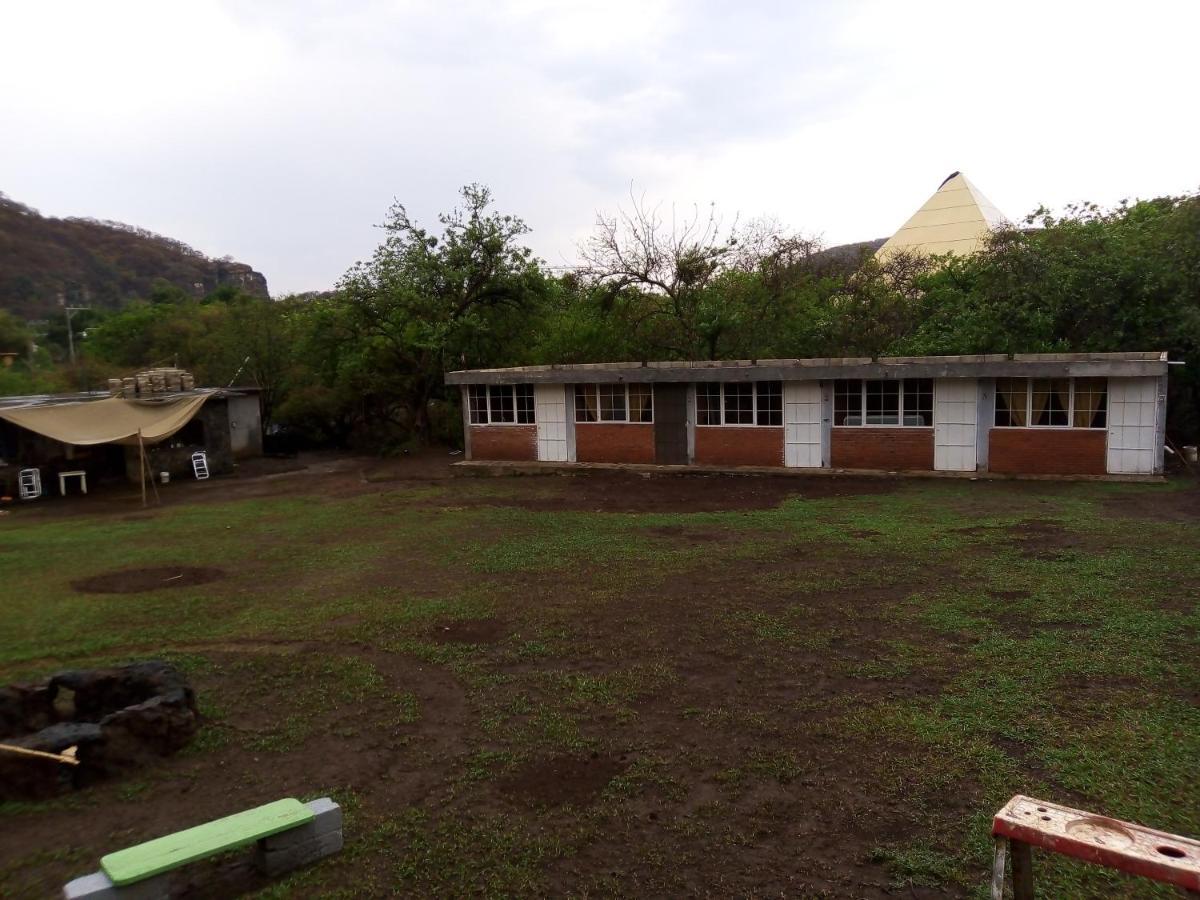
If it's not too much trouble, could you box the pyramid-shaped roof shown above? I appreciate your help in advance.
[875,172,1007,260]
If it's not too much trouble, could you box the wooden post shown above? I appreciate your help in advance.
[147,448,160,505]
[990,836,1008,900]
[1011,839,1035,899]
[138,429,147,508]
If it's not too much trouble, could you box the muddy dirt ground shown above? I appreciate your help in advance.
[1,452,1197,898]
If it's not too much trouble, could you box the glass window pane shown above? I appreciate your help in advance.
[865,380,900,425]
[1032,378,1068,426]
[724,383,754,424]
[902,378,933,427]
[598,384,626,421]
[468,385,488,424]
[515,385,535,424]
[489,385,515,423]
[628,384,653,422]
[697,382,722,425]
[1072,377,1107,428]
[995,378,1027,427]
[755,381,782,426]
[575,385,597,422]
[835,380,861,426]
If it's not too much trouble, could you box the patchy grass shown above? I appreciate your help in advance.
[0,473,1196,898]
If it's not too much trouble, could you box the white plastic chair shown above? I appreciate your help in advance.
[18,468,42,500]
[191,451,210,481]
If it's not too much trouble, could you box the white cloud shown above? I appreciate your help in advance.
[0,0,1196,293]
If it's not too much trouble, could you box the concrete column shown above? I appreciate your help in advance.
[685,383,696,463]
[976,377,995,471]
[460,385,472,460]
[820,381,833,468]
[564,384,577,462]
[1154,373,1168,475]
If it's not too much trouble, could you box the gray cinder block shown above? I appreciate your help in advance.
[261,797,342,851]
[63,872,116,900]
[63,871,169,900]
[255,829,344,878]
[255,798,343,877]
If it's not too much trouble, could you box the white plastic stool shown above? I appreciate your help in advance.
[191,451,210,481]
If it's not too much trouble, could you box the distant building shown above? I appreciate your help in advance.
[446,353,1168,479]
[875,172,1008,261]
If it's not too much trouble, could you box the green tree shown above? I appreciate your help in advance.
[336,184,547,440]
[579,197,743,359]
[893,192,1200,438]
[0,310,31,356]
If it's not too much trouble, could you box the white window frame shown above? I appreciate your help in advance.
[993,378,1107,430]
[696,381,783,427]
[574,383,654,424]
[469,384,535,426]
[834,379,933,428]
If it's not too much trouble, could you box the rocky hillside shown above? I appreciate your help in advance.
[0,193,269,319]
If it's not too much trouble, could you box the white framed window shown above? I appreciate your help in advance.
[574,383,653,423]
[468,384,535,425]
[994,377,1107,428]
[696,381,783,426]
[834,379,933,427]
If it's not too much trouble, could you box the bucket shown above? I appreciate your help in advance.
[1184,446,1199,464]
[160,471,171,484]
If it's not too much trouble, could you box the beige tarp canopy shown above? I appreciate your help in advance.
[0,393,211,446]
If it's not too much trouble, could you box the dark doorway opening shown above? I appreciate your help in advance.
[654,384,689,465]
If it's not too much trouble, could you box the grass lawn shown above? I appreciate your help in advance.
[0,465,1197,898]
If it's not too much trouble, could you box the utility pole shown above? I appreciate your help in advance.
[65,306,88,365]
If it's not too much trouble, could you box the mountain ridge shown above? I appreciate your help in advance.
[0,193,269,319]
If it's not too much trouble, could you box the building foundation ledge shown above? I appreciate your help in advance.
[451,460,1165,483]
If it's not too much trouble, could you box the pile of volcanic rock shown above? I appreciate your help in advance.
[0,661,198,800]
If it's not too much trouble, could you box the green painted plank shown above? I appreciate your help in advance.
[101,798,314,886]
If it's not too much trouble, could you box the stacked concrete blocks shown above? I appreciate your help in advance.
[254,796,344,877]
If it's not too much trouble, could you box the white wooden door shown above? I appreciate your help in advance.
[1106,378,1157,474]
[535,384,568,462]
[784,381,822,467]
[933,379,978,472]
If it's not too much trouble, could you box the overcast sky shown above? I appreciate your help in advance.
[2,1,1197,294]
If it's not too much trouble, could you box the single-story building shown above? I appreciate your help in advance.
[0,384,262,497]
[445,352,1170,479]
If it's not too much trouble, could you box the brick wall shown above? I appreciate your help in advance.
[831,427,934,471]
[694,426,784,467]
[575,423,655,464]
[469,425,537,462]
[989,428,1107,475]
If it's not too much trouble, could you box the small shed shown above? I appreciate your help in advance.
[0,386,262,497]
